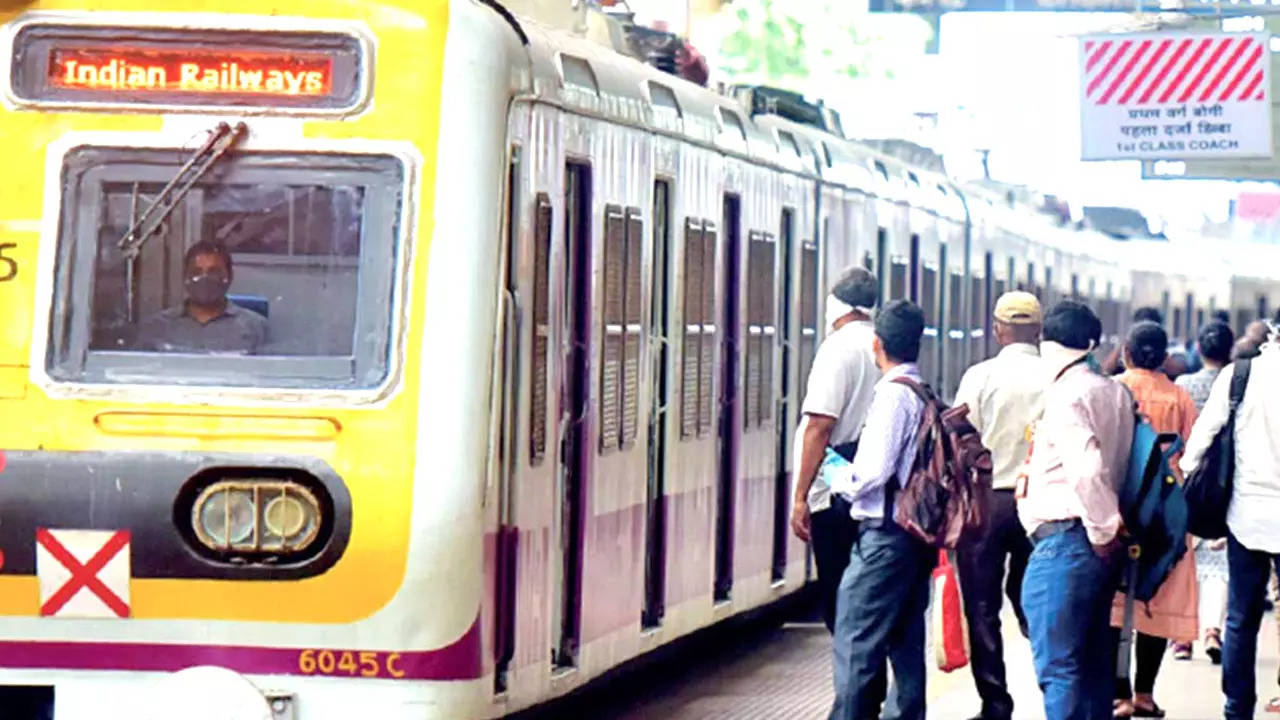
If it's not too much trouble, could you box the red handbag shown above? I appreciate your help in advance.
[932,549,970,672]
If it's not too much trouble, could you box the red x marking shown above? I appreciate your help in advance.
[36,529,130,618]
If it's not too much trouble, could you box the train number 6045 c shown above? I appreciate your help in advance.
[297,649,405,679]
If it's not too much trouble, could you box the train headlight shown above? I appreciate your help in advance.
[191,481,322,554]
[197,487,256,546]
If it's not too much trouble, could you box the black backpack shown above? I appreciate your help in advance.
[1184,359,1252,540]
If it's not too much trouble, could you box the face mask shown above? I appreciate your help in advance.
[185,273,229,306]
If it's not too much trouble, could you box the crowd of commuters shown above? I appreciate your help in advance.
[793,264,1280,720]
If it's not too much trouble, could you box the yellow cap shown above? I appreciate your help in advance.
[994,291,1043,325]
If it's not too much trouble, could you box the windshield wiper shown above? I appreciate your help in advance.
[117,121,248,260]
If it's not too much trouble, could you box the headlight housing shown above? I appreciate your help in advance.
[191,480,322,554]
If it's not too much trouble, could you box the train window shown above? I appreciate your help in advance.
[680,219,704,439]
[560,55,598,95]
[698,225,717,436]
[1172,308,1183,342]
[1071,274,1080,299]
[600,206,625,452]
[873,161,889,183]
[907,172,920,187]
[1044,267,1054,306]
[920,263,938,384]
[1027,263,1036,297]
[1184,293,1195,339]
[531,195,552,464]
[648,81,681,117]
[889,261,907,300]
[798,241,819,412]
[970,274,986,363]
[622,209,644,448]
[876,228,887,301]
[909,235,920,301]
[922,267,939,326]
[948,272,964,329]
[947,271,964,393]
[744,232,777,429]
[48,146,403,389]
[744,232,761,428]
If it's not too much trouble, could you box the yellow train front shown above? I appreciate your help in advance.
[0,1,511,717]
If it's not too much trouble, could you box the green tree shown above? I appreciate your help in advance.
[713,0,932,95]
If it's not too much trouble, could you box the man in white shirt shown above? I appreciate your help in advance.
[1180,324,1280,720]
[952,292,1046,720]
[829,300,934,720]
[790,266,880,633]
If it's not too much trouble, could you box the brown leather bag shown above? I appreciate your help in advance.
[889,377,993,549]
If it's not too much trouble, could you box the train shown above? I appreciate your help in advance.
[0,1,1277,718]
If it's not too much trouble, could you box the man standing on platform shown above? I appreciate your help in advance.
[790,266,880,633]
[829,300,934,720]
[952,291,1046,720]
[1018,301,1133,720]
[1181,321,1280,719]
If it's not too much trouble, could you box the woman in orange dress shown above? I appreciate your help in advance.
[1111,321,1200,719]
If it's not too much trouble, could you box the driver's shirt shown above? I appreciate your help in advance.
[134,302,267,354]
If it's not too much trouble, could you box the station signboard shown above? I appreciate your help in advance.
[1080,32,1273,161]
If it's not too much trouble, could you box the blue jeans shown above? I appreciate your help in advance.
[830,523,933,720]
[1021,524,1120,720]
[1223,532,1280,720]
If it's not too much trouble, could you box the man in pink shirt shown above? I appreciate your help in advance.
[1017,301,1135,720]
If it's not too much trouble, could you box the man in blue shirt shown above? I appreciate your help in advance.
[829,300,934,720]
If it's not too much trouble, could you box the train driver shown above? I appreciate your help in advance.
[134,240,267,355]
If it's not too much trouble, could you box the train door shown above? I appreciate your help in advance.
[643,179,672,628]
[715,194,741,602]
[552,161,591,668]
[771,208,794,582]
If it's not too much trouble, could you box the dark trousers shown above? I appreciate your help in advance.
[1223,532,1280,720]
[956,488,1031,720]
[830,522,934,720]
[1108,629,1166,698]
[812,501,858,634]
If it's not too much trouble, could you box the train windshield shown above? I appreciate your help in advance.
[46,145,405,390]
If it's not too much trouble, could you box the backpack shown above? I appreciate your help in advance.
[1116,400,1192,682]
[1117,408,1188,603]
[1184,359,1252,540]
[889,378,993,549]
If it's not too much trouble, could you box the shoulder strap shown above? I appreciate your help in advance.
[1054,355,1089,382]
[890,375,934,404]
[1229,358,1251,413]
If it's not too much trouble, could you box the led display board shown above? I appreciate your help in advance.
[6,21,366,112]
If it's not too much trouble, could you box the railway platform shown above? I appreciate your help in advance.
[534,605,1280,719]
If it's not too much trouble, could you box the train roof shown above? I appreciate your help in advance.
[490,1,964,218]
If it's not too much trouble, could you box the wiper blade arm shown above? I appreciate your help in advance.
[118,121,247,258]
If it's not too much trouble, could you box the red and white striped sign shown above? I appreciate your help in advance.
[1080,32,1272,161]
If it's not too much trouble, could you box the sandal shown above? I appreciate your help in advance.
[1205,629,1223,665]
[1267,697,1280,714]
[1113,699,1134,719]
[1172,642,1192,660]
